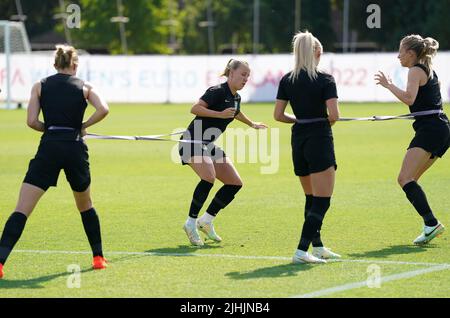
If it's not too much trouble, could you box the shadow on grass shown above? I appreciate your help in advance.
[226,263,313,280]
[347,244,438,259]
[146,244,223,255]
[0,267,94,289]
[105,244,224,265]
[1,244,223,288]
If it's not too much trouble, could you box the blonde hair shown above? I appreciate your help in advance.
[221,59,249,77]
[290,31,322,81]
[54,44,78,70]
[400,34,439,78]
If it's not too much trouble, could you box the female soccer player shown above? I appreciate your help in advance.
[179,59,267,246]
[0,45,109,279]
[375,35,448,244]
[274,31,341,264]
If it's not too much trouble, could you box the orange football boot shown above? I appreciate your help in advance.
[92,256,108,270]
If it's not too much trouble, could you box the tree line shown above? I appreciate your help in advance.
[1,0,449,54]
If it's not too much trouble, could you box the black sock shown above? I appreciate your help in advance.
[304,194,313,214]
[80,208,103,257]
[304,194,323,248]
[402,181,438,226]
[311,230,324,248]
[298,197,330,252]
[206,184,242,216]
[0,212,27,265]
[189,180,214,218]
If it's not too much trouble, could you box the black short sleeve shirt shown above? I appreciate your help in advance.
[185,82,241,143]
[276,70,338,120]
[276,70,338,136]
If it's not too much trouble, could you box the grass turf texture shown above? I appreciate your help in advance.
[0,103,449,297]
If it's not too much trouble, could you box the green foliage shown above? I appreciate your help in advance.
[350,0,450,51]
[2,0,449,54]
[0,0,60,39]
[71,0,171,54]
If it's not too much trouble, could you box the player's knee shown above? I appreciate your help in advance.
[397,174,413,187]
[75,195,92,212]
[13,205,33,217]
[397,175,404,186]
[202,173,216,184]
[233,180,243,187]
[77,202,93,213]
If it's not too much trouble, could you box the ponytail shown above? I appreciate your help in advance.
[289,31,322,81]
[54,44,78,70]
[400,35,439,78]
[221,59,249,77]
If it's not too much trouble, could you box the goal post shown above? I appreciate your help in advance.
[0,20,31,109]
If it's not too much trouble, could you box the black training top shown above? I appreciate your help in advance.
[410,64,442,113]
[184,82,241,143]
[40,73,88,130]
[277,69,338,136]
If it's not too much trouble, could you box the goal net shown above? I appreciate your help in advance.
[0,20,31,109]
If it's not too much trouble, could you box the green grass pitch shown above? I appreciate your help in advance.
[0,103,449,297]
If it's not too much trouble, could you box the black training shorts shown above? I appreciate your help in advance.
[179,140,227,165]
[23,140,91,192]
[291,134,337,177]
[408,116,450,159]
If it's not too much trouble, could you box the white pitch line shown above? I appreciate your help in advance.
[13,249,450,267]
[292,265,450,298]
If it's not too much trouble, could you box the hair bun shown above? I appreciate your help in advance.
[56,47,65,55]
[54,44,78,70]
[423,37,439,56]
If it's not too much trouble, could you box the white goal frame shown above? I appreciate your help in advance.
[0,20,31,109]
